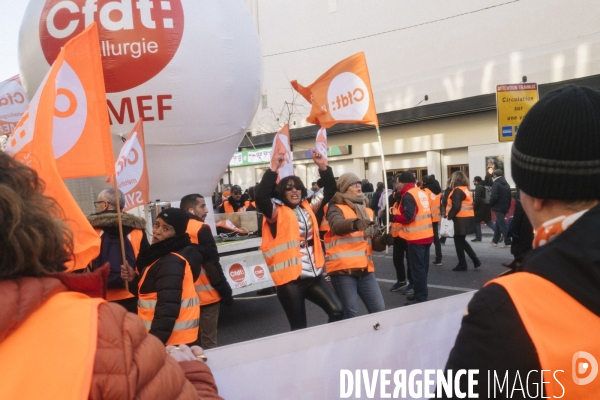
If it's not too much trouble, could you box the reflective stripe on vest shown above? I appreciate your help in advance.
[398,188,434,241]
[137,252,200,345]
[487,272,600,397]
[423,188,441,223]
[260,200,324,286]
[324,205,375,273]
[0,292,104,400]
[186,219,222,305]
[391,202,403,238]
[446,186,474,218]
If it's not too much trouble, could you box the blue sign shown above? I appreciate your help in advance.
[501,126,513,137]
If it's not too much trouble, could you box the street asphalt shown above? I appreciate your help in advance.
[217,227,514,347]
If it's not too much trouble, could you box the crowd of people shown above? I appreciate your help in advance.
[1,84,598,398]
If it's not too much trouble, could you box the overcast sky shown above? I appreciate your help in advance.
[0,2,28,80]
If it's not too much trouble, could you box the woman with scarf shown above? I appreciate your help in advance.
[122,208,202,345]
[255,150,343,331]
[325,172,393,319]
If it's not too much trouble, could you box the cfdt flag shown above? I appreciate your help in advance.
[315,127,328,162]
[291,52,378,128]
[4,27,107,271]
[114,119,149,211]
[270,124,294,182]
[0,75,29,136]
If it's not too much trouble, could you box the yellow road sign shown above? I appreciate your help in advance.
[496,83,539,142]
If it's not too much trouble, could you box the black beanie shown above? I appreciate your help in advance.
[398,171,415,183]
[511,85,600,200]
[157,208,189,235]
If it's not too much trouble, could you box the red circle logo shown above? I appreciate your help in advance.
[253,265,264,279]
[39,0,184,93]
[228,263,246,283]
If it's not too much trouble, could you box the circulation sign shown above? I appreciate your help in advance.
[496,83,538,142]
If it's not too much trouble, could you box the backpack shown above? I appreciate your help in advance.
[91,232,137,289]
[483,186,492,205]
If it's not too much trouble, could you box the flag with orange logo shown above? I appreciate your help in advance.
[270,124,294,182]
[291,52,378,128]
[112,119,149,211]
[46,24,114,179]
[4,24,109,271]
[315,127,328,161]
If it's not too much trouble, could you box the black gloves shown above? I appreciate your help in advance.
[380,233,394,246]
[353,219,375,231]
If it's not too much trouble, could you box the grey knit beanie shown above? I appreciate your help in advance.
[511,85,600,200]
[337,172,361,193]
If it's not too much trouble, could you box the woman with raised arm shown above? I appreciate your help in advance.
[255,150,343,330]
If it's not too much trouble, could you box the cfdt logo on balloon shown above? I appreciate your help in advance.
[39,0,184,92]
[327,72,370,121]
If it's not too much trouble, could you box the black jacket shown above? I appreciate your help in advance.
[473,183,492,223]
[131,246,202,344]
[508,190,534,259]
[218,194,250,213]
[489,176,511,213]
[442,203,600,398]
[188,216,233,304]
[370,188,383,211]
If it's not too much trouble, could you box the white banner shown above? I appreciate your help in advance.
[0,75,28,136]
[207,292,474,399]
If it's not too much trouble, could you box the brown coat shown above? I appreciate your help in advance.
[0,272,223,400]
[327,204,387,252]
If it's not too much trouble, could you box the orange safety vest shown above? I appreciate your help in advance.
[260,200,324,286]
[422,188,441,223]
[137,252,200,345]
[223,200,250,213]
[0,291,104,400]
[390,200,403,238]
[186,219,222,305]
[397,187,434,241]
[320,203,330,232]
[324,205,374,273]
[446,186,474,217]
[487,272,600,398]
[94,228,144,302]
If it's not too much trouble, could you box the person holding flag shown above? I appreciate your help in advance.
[255,147,343,330]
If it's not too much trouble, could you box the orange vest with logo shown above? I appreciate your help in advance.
[260,200,324,286]
[324,205,375,273]
[446,186,474,218]
[320,203,330,233]
[137,253,200,345]
[186,219,222,305]
[487,272,600,398]
[0,292,104,400]
[422,188,441,223]
[398,187,434,241]
[223,200,250,213]
[94,228,144,302]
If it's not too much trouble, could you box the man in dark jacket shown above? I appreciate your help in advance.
[489,169,512,247]
[442,85,600,398]
[218,185,250,213]
[472,176,495,241]
[370,182,384,225]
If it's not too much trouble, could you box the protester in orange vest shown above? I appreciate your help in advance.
[391,172,434,305]
[445,171,481,271]
[325,172,393,318]
[388,178,412,294]
[443,85,600,398]
[121,208,201,345]
[421,175,443,266]
[0,151,222,400]
[88,186,149,313]
[218,185,250,213]
[181,193,233,349]
[255,150,343,330]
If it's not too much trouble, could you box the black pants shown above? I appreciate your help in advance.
[454,235,478,265]
[276,275,344,331]
[393,237,411,283]
[113,297,138,314]
[432,222,442,261]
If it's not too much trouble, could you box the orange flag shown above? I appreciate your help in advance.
[4,24,109,271]
[113,119,149,211]
[270,124,294,182]
[47,23,114,179]
[291,52,378,128]
[315,127,328,162]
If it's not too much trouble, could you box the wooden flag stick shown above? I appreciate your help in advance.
[111,176,129,291]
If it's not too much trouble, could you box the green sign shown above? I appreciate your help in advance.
[230,147,272,167]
